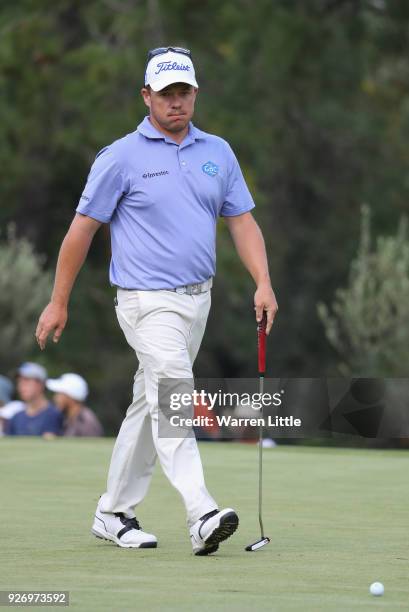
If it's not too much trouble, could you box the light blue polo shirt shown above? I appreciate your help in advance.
[76,116,255,289]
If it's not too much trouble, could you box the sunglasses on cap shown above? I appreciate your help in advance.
[147,46,192,63]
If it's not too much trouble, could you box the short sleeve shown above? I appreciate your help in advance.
[76,147,128,223]
[220,145,255,217]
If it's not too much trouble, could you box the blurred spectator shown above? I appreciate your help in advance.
[46,373,103,437]
[5,363,63,436]
[0,375,13,406]
[0,401,25,436]
[0,375,20,436]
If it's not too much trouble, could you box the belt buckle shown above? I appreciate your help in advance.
[191,283,201,295]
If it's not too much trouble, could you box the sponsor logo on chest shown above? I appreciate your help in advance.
[142,170,170,179]
[202,161,219,177]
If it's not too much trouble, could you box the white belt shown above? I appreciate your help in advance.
[167,278,213,295]
[116,278,213,294]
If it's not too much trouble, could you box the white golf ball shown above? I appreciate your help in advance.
[261,437,276,448]
[369,582,384,596]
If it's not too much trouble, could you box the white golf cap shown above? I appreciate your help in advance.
[46,373,89,402]
[145,50,198,92]
[17,362,47,382]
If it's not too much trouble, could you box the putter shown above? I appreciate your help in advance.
[245,310,271,552]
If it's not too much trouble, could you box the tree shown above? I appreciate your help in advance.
[0,225,53,373]
[2,0,409,429]
[318,205,409,375]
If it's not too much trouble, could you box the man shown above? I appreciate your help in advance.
[6,363,63,437]
[0,375,19,436]
[0,400,25,436]
[0,375,13,407]
[46,373,104,437]
[35,47,278,555]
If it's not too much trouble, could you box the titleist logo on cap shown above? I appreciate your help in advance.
[154,61,191,75]
[145,50,198,90]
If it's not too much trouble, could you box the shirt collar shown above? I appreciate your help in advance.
[137,116,205,147]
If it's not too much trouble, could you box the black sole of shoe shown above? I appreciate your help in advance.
[194,544,219,556]
[195,511,239,556]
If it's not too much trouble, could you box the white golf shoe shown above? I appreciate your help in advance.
[92,507,157,549]
[189,508,239,556]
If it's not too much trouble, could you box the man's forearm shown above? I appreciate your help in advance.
[51,234,91,306]
[36,214,101,349]
[51,214,101,306]
[226,215,271,287]
[225,212,278,331]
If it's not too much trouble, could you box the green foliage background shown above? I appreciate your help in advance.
[1,0,409,431]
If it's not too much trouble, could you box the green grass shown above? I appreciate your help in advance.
[0,439,408,611]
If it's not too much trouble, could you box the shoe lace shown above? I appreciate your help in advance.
[115,513,141,531]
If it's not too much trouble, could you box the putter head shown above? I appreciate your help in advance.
[245,536,270,552]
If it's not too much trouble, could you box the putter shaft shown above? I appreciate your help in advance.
[258,374,265,539]
[246,312,269,551]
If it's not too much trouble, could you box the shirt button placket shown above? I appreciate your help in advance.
[178,148,188,172]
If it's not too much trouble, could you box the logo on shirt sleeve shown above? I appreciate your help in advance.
[202,161,219,177]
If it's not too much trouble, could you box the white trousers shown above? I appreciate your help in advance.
[98,288,218,527]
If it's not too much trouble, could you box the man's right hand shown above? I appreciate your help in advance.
[35,302,68,350]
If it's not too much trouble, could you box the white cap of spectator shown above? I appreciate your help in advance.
[46,373,89,402]
[18,362,47,382]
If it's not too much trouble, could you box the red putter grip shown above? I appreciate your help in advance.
[257,311,267,375]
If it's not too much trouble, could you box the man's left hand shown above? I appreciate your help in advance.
[254,283,278,335]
